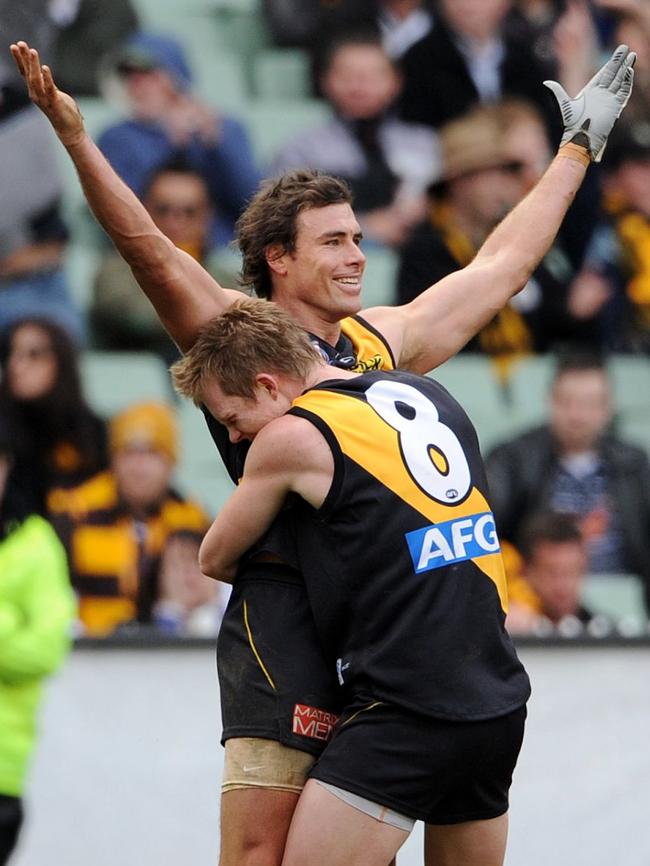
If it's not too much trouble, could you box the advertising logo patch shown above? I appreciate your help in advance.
[293,704,340,741]
[405,512,500,574]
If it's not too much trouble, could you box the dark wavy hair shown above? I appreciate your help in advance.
[0,318,107,505]
[236,169,353,299]
[0,417,30,537]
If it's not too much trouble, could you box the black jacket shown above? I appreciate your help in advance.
[486,426,650,612]
[398,18,560,140]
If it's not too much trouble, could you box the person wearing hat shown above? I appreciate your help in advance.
[567,118,650,353]
[0,419,75,864]
[48,401,215,637]
[97,32,261,249]
[397,102,585,373]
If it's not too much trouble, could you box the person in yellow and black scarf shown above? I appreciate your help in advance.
[397,102,592,379]
[571,120,650,353]
[48,401,216,638]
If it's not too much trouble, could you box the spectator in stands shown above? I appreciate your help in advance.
[505,511,598,635]
[90,158,240,365]
[486,353,650,614]
[49,0,139,96]
[98,32,261,248]
[49,401,216,638]
[0,418,75,866]
[397,103,579,369]
[600,0,650,126]
[398,0,567,138]
[0,75,82,341]
[263,0,434,59]
[0,318,107,516]
[571,121,650,353]
[271,32,440,247]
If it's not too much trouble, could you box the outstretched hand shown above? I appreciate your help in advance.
[10,41,86,147]
[544,43,636,162]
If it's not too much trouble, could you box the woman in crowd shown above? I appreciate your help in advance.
[0,317,107,515]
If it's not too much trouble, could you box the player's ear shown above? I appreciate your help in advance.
[255,373,280,398]
[265,244,288,277]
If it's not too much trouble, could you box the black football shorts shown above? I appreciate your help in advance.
[309,697,527,824]
[217,563,343,757]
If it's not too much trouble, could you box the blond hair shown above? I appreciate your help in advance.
[171,297,322,403]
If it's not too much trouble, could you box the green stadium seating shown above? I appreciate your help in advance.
[503,355,554,434]
[239,98,331,165]
[360,247,398,309]
[210,0,261,14]
[80,351,172,417]
[252,49,311,99]
[193,50,250,109]
[581,573,646,623]
[63,243,101,311]
[609,356,650,454]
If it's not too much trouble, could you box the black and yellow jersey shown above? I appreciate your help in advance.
[202,314,394,568]
[288,369,531,721]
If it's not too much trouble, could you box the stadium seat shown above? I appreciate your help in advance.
[239,98,332,165]
[581,573,647,623]
[193,50,250,109]
[63,243,101,311]
[609,355,650,454]
[211,0,261,11]
[80,351,172,417]
[428,356,515,452]
[252,49,312,99]
[212,9,270,66]
[361,247,398,309]
[504,354,554,434]
[175,401,235,516]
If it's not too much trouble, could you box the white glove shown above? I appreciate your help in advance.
[544,44,636,162]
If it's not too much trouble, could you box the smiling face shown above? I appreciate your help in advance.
[269,203,366,322]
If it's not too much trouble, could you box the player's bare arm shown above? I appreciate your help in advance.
[199,417,333,582]
[10,41,244,352]
[362,44,636,375]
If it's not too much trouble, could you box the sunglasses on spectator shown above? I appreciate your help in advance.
[149,202,206,218]
[9,345,54,362]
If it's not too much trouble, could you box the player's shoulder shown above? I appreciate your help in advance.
[250,414,329,472]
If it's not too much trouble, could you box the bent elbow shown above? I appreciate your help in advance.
[198,544,218,579]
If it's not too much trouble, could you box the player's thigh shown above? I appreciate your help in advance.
[282,779,409,866]
[424,813,509,866]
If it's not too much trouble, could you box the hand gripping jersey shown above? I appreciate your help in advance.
[289,369,531,721]
[203,314,395,568]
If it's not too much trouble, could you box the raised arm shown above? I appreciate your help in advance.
[10,41,244,351]
[363,45,636,374]
[199,416,333,582]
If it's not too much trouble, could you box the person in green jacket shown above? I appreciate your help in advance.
[0,420,75,865]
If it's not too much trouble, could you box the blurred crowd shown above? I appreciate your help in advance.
[2,4,650,855]
[1,0,650,655]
